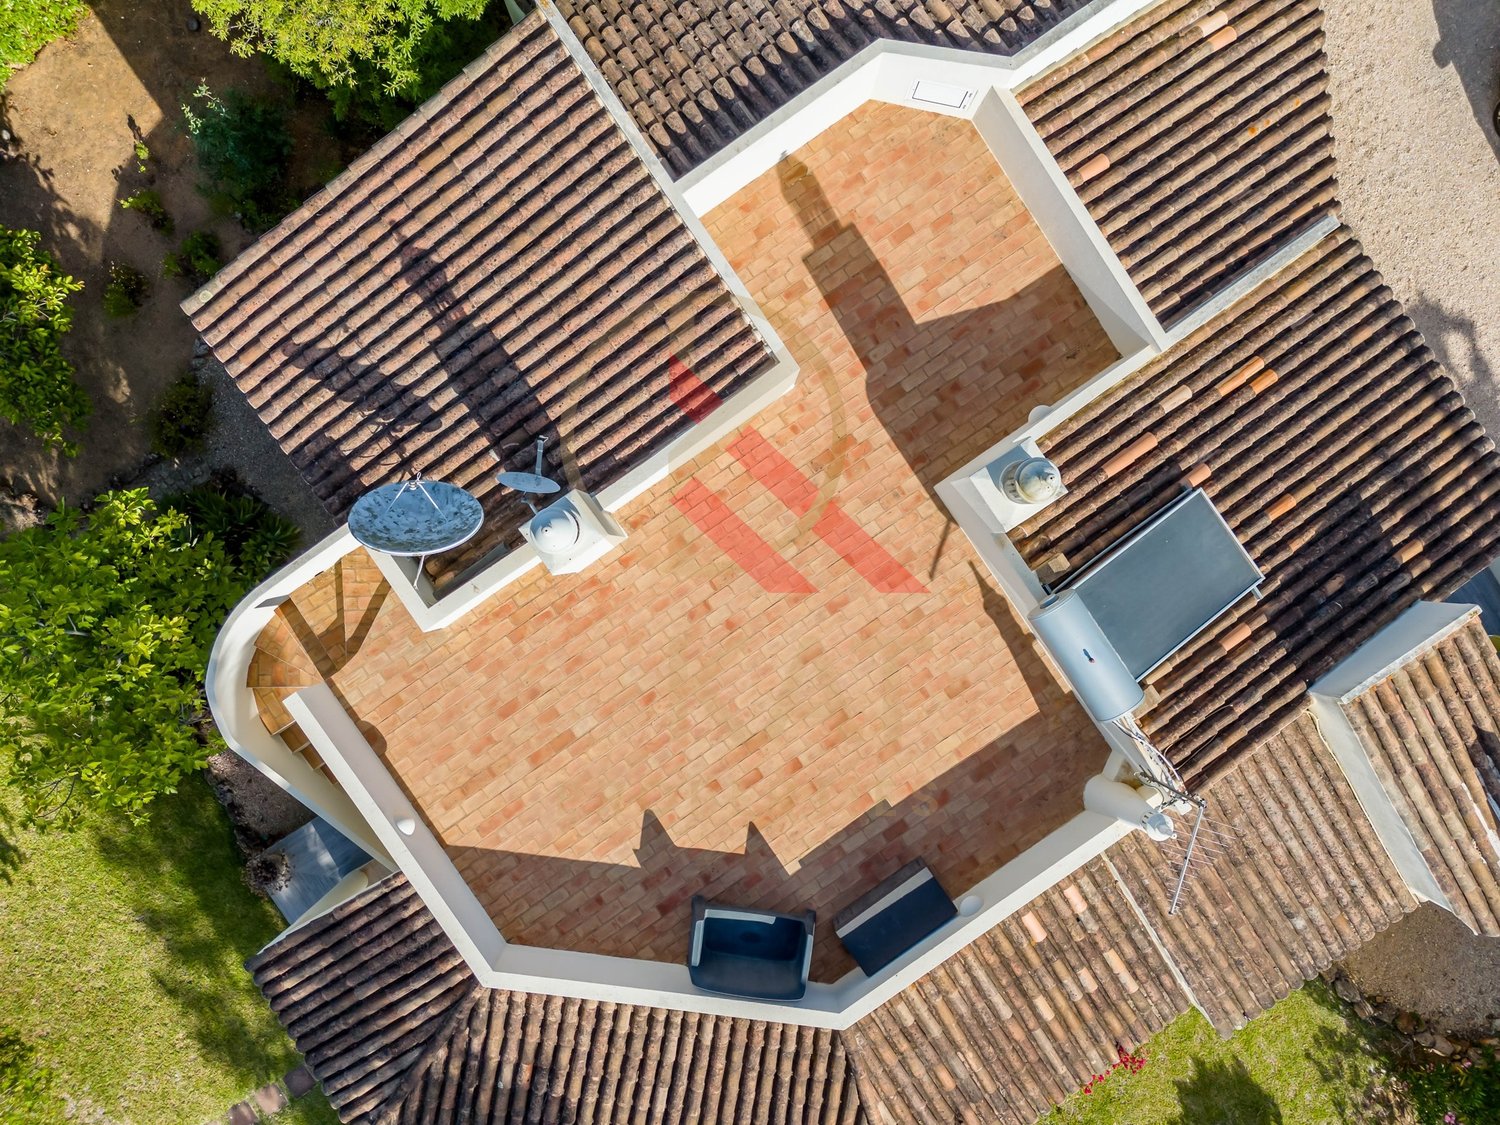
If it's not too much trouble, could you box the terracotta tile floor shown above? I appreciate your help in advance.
[321,103,1119,981]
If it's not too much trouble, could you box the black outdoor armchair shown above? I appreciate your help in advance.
[687,896,815,1001]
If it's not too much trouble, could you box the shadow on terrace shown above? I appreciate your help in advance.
[369,565,1085,984]
[299,101,1121,984]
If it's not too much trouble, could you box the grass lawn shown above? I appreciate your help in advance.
[268,1090,342,1124]
[1040,983,1406,1125]
[0,766,300,1124]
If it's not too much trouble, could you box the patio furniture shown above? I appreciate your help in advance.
[834,859,957,976]
[687,896,815,1001]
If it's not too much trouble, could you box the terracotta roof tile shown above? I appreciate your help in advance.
[185,12,773,588]
[1107,711,1417,1034]
[1010,227,1500,784]
[843,858,1188,1122]
[1339,614,1500,937]
[1018,0,1339,322]
[554,0,1097,177]
[249,874,865,1124]
[247,877,474,1121]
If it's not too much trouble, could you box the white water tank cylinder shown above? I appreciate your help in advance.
[1028,590,1144,722]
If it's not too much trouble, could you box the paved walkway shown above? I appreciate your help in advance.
[1320,0,1500,439]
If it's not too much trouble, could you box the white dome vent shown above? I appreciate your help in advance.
[520,490,626,575]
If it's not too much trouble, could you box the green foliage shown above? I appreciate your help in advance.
[0,1026,56,1123]
[119,188,173,233]
[0,226,88,452]
[172,485,301,578]
[0,0,86,90]
[182,84,294,233]
[162,230,224,286]
[194,0,498,110]
[132,139,150,174]
[100,261,148,317]
[0,487,297,825]
[1041,984,1394,1125]
[1395,1049,1500,1125]
[0,765,300,1119]
[148,370,214,458]
[268,1090,343,1124]
[317,2,512,130]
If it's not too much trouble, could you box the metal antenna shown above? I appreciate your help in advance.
[1110,713,1234,915]
[497,436,561,513]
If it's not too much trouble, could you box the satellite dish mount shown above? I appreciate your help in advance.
[497,437,562,512]
[348,475,485,587]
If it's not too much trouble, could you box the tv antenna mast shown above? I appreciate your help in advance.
[1110,713,1235,916]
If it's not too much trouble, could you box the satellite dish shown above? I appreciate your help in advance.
[498,471,561,496]
[348,478,484,558]
[498,437,561,508]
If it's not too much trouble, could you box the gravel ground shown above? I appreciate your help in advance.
[1319,0,1500,1040]
[1319,0,1500,438]
[1340,904,1500,1036]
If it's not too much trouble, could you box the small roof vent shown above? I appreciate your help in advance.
[998,456,1063,505]
[530,506,582,554]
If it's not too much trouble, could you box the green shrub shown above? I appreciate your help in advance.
[0,0,86,89]
[161,230,223,286]
[0,225,89,452]
[119,189,173,233]
[1397,1049,1500,1125]
[132,139,150,174]
[0,1025,55,1120]
[0,487,299,825]
[166,481,302,578]
[148,370,214,458]
[101,262,148,317]
[318,3,512,130]
[182,84,294,233]
[194,0,503,116]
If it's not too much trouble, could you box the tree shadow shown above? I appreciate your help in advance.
[444,695,1085,982]
[1432,0,1500,161]
[1168,1057,1283,1125]
[86,775,296,1077]
[1302,984,1413,1124]
[1405,293,1500,437]
[0,0,352,510]
[0,806,25,884]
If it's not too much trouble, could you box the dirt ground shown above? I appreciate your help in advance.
[1320,0,1500,439]
[0,1,337,535]
[1341,904,1500,1037]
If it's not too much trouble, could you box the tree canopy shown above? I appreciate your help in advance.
[0,489,296,825]
[0,226,89,453]
[195,0,491,99]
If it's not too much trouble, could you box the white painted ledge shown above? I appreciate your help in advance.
[205,526,392,865]
[276,674,1145,1028]
[374,355,799,631]
[674,0,1165,216]
[1309,600,1484,914]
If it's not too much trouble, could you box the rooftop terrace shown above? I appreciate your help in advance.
[248,101,1119,981]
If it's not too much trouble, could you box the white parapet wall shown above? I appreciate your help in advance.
[1308,600,1481,911]
[372,353,800,631]
[206,526,392,865]
[674,0,1166,216]
[279,684,1141,1027]
[668,29,1170,362]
